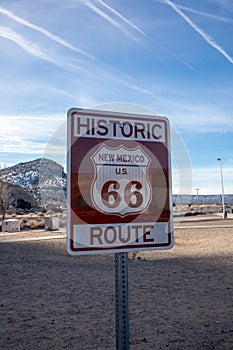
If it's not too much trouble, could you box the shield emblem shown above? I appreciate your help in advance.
[91,144,152,216]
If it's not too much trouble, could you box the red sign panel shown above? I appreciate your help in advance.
[67,108,173,255]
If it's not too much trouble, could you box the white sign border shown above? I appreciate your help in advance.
[67,108,173,255]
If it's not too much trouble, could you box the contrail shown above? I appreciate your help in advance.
[176,4,233,24]
[0,25,151,95]
[0,26,84,72]
[159,43,196,71]
[82,0,135,39]
[84,0,195,70]
[81,0,143,42]
[112,77,152,95]
[154,0,233,24]
[97,0,148,37]
[0,5,95,60]
[0,26,56,62]
[164,0,233,64]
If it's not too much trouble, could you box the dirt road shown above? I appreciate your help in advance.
[0,219,233,349]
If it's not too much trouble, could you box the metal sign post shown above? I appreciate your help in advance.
[115,252,129,350]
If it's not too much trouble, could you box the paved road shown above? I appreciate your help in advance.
[175,214,233,229]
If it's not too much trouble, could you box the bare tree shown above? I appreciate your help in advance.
[0,180,12,221]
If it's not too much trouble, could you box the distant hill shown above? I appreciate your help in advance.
[0,158,66,207]
[173,194,233,205]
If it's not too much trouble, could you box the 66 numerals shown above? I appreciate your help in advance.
[101,180,143,209]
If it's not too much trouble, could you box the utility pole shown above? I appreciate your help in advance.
[195,188,200,203]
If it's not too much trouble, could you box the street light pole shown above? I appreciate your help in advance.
[217,158,225,219]
[195,188,200,203]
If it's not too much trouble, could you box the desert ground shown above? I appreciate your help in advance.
[0,215,233,349]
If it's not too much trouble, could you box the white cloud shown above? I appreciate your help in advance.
[191,166,233,195]
[172,165,233,195]
[0,114,67,167]
[0,114,65,141]
[0,135,46,155]
[168,105,233,132]
[179,109,229,127]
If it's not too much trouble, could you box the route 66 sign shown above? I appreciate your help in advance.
[91,144,152,216]
[67,108,173,255]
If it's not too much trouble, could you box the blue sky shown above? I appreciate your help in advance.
[0,0,232,195]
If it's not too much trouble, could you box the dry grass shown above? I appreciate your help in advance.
[0,211,66,231]
[21,218,45,230]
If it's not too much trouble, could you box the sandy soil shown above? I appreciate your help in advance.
[0,218,233,349]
